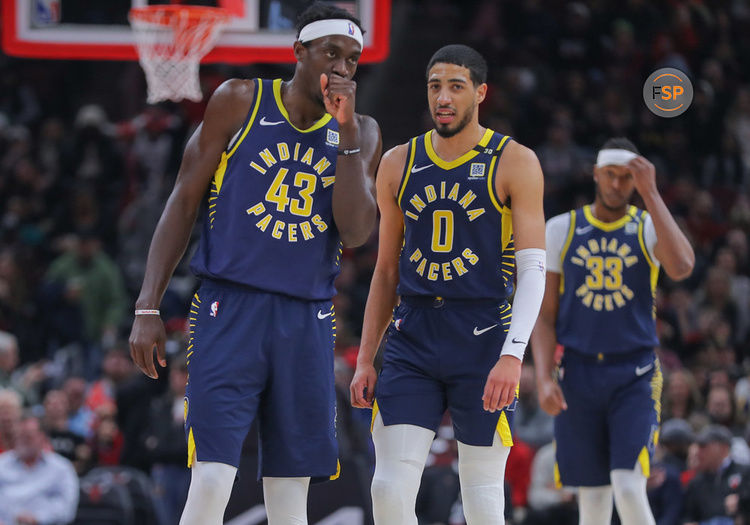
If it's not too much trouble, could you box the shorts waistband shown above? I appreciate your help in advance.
[562,346,655,364]
[400,295,508,309]
[198,278,331,303]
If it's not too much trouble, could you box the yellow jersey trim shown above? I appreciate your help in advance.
[554,459,562,489]
[583,204,638,231]
[637,212,660,295]
[273,79,332,133]
[187,427,196,468]
[226,78,263,159]
[496,411,514,446]
[329,459,341,481]
[211,79,264,197]
[637,446,650,478]
[487,135,511,213]
[559,210,577,294]
[371,399,380,433]
[424,128,494,170]
[397,138,418,209]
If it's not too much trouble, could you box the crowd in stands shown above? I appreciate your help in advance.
[0,1,749,523]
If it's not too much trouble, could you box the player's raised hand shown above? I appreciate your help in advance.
[129,315,167,379]
[350,362,377,408]
[320,73,356,126]
[538,378,568,416]
[483,355,522,413]
[627,156,657,197]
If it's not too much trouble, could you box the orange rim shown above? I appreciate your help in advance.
[129,6,232,25]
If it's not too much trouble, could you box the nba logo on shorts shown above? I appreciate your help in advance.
[394,318,403,331]
[210,301,219,317]
[469,163,486,179]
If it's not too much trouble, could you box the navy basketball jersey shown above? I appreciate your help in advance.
[190,78,342,300]
[396,129,514,299]
[557,205,660,354]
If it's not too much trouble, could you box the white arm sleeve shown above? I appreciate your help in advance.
[501,248,546,361]
[545,213,571,274]
[643,213,660,265]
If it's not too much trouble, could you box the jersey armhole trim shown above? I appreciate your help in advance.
[397,138,418,209]
[487,135,512,214]
[558,210,576,294]
[226,78,263,160]
[637,212,659,294]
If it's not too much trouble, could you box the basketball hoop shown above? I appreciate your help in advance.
[129,6,232,104]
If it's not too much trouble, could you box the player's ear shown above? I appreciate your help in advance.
[593,166,600,184]
[476,82,488,104]
[293,41,307,62]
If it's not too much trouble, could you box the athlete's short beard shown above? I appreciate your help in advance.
[434,102,475,138]
[595,183,629,212]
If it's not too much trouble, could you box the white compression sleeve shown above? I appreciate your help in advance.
[611,468,656,525]
[263,477,311,525]
[457,433,511,525]
[578,486,614,525]
[179,461,237,525]
[370,412,435,525]
[501,248,546,361]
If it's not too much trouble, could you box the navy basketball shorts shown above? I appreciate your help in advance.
[374,297,516,447]
[554,348,663,487]
[183,279,339,481]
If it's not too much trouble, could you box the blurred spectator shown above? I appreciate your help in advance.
[524,441,578,525]
[0,388,22,453]
[0,415,79,525]
[663,369,704,424]
[683,425,750,525]
[514,363,554,449]
[63,376,94,439]
[658,418,695,472]
[86,402,124,469]
[41,389,87,471]
[0,330,19,389]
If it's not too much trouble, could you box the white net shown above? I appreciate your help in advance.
[129,7,231,104]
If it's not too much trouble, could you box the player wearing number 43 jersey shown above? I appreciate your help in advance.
[128,3,382,525]
[531,138,695,525]
[350,45,547,525]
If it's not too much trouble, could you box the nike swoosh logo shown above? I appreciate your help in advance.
[512,337,526,345]
[575,225,594,235]
[317,310,333,319]
[635,363,654,376]
[473,324,498,336]
[411,164,434,173]
[259,117,284,126]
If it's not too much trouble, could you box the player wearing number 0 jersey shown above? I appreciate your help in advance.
[350,45,547,525]
[129,4,382,525]
[531,138,695,525]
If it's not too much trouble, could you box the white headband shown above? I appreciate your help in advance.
[298,19,363,48]
[596,148,638,167]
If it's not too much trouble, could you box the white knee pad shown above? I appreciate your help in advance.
[457,434,510,525]
[371,412,435,525]
[263,476,310,525]
[577,485,613,525]
[611,468,655,525]
[179,461,237,525]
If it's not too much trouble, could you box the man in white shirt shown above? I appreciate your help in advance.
[0,415,79,525]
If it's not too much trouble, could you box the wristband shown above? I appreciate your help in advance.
[135,309,160,316]
[338,147,361,156]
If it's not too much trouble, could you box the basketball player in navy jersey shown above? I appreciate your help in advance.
[531,139,694,525]
[350,45,547,524]
[128,4,381,524]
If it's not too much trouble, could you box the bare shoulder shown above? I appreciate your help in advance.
[501,140,541,170]
[203,78,256,132]
[377,142,409,197]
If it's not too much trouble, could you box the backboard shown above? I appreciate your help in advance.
[1,0,390,63]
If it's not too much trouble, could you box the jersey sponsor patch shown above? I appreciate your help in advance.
[469,162,486,179]
[326,129,340,146]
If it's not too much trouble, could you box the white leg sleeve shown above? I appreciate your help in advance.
[179,461,237,525]
[263,476,311,525]
[611,468,655,525]
[577,485,613,525]
[457,433,511,525]
[371,412,435,525]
